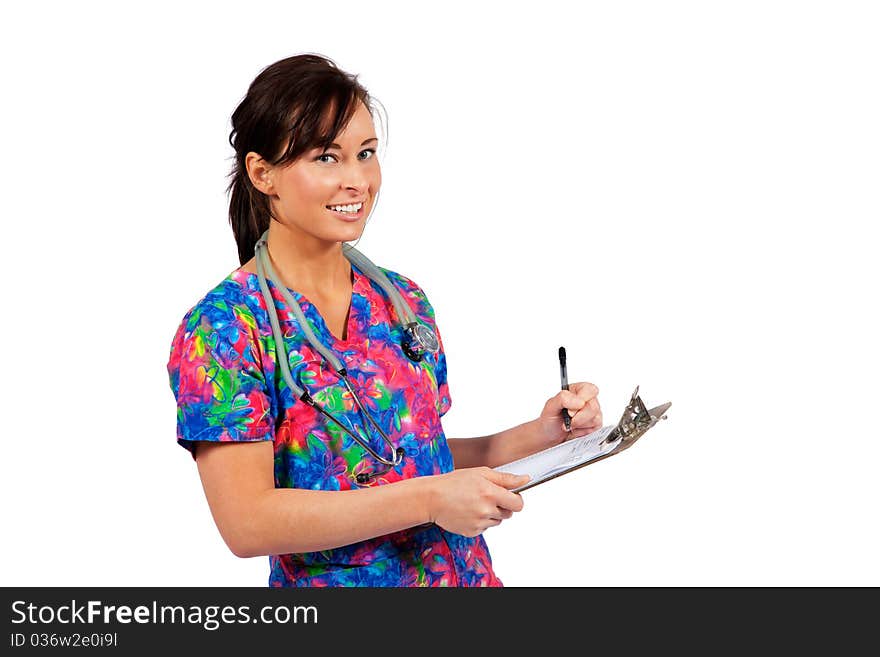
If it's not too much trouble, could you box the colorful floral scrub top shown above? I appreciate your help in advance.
[166,261,503,587]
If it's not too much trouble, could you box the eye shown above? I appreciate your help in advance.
[315,148,377,164]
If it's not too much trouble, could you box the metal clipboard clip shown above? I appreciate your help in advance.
[601,385,672,456]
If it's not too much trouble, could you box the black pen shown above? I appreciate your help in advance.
[558,346,572,431]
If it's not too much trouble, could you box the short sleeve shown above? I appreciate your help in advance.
[166,304,275,460]
[432,320,452,417]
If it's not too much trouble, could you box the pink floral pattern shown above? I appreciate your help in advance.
[167,262,502,587]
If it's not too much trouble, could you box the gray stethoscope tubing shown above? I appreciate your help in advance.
[253,230,436,470]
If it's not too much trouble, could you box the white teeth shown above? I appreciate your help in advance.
[328,202,363,213]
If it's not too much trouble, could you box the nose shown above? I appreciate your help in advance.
[339,159,371,192]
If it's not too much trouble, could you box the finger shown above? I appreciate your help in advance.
[558,389,588,414]
[576,397,599,414]
[558,387,600,416]
[572,414,603,435]
[570,381,599,400]
[482,518,502,532]
[489,506,513,521]
[482,504,506,523]
[496,489,525,513]
[484,469,531,490]
[571,398,602,426]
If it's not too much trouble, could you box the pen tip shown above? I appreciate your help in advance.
[558,346,566,361]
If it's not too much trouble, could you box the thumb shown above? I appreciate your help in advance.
[486,469,531,489]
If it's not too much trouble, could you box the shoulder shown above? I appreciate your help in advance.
[376,265,432,303]
[168,274,262,363]
[375,265,440,319]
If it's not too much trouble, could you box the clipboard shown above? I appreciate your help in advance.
[494,386,671,493]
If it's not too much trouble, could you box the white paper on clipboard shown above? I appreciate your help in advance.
[493,425,619,492]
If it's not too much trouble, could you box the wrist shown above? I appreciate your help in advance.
[512,416,544,446]
[532,414,563,446]
[411,474,439,525]
[488,417,547,467]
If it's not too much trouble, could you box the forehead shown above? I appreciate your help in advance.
[322,100,375,145]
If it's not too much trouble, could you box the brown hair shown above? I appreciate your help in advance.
[226,53,386,264]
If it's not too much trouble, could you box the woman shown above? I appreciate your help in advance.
[166,53,603,587]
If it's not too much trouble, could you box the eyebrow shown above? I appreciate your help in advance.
[325,137,378,150]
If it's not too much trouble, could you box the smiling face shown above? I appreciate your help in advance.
[260,100,382,247]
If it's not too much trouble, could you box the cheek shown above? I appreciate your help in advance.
[371,165,382,190]
[282,169,336,207]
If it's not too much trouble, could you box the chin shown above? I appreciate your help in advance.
[335,227,365,244]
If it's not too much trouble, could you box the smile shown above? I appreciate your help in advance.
[326,201,364,213]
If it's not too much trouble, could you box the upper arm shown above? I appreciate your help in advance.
[194,440,275,558]
[166,302,278,556]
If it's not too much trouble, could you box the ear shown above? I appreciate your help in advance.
[245,152,274,195]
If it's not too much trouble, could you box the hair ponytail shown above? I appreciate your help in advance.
[226,160,271,265]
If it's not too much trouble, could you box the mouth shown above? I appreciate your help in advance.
[325,200,365,220]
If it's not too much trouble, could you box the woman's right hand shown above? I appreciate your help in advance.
[425,467,530,537]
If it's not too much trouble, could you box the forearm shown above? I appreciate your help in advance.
[448,418,544,469]
[236,476,434,558]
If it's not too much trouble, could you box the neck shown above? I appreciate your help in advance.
[264,222,352,296]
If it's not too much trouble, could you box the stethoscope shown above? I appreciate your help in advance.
[253,229,440,484]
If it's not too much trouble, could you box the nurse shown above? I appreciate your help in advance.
[166,53,603,587]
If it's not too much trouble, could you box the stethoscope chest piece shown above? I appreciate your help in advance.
[402,322,439,362]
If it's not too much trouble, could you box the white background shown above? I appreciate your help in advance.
[2,1,877,587]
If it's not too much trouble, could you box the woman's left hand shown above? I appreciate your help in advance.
[535,381,603,448]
